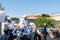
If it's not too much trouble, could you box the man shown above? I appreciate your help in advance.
[3,17,15,36]
[0,28,13,40]
[47,30,60,40]
[18,17,29,29]
[5,17,14,30]
[12,17,29,33]
[43,23,48,40]
[24,17,29,28]
[52,27,60,38]
[0,28,9,40]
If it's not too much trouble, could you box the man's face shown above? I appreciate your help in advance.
[25,18,26,20]
[24,17,27,20]
[32,27,37,32]
[8,20,11,23]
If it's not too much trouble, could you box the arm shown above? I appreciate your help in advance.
[37,30,43,37]
[12,25,19,33]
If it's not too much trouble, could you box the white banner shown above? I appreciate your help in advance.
[0,11,5,23]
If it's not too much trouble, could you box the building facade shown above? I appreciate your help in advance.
[24,14,41,22]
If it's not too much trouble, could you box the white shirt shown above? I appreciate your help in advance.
[19,18,29,28]
[24,20,29,27]
[18,18,25,28]
[5,21,14,29]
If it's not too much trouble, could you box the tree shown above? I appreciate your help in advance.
[5,15,9,21]
[0,4,4,10]
[12,17,19,23]
[42,14,50,17]
[5,15,19,23]
[34,15,54,28]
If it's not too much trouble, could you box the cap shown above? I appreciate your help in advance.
[7,17,11,20]
[14,23,18,26]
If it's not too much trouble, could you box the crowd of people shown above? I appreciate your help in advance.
[0,17,60,40]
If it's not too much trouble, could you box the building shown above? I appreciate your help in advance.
[51,14,60,21]
[51,14,60,26]
[23,14,41,22]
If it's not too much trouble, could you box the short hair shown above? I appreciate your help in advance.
[4,28,9,34]
[53,27,56,28]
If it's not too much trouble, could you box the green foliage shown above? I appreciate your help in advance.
[0,4,4,10]
[5,15,9,21]
[12,18,19,23]
[34,15,54,28]
[56,24,60,28]
[55,22,60,28]
[5,15,19,23]
[42,14,50,17]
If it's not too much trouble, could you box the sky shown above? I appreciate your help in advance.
[0,0,60,18]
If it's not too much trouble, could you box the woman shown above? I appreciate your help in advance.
[31,27,41,40]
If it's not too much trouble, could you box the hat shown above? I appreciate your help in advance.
[7,17,11,20]
[14,23,18,26]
